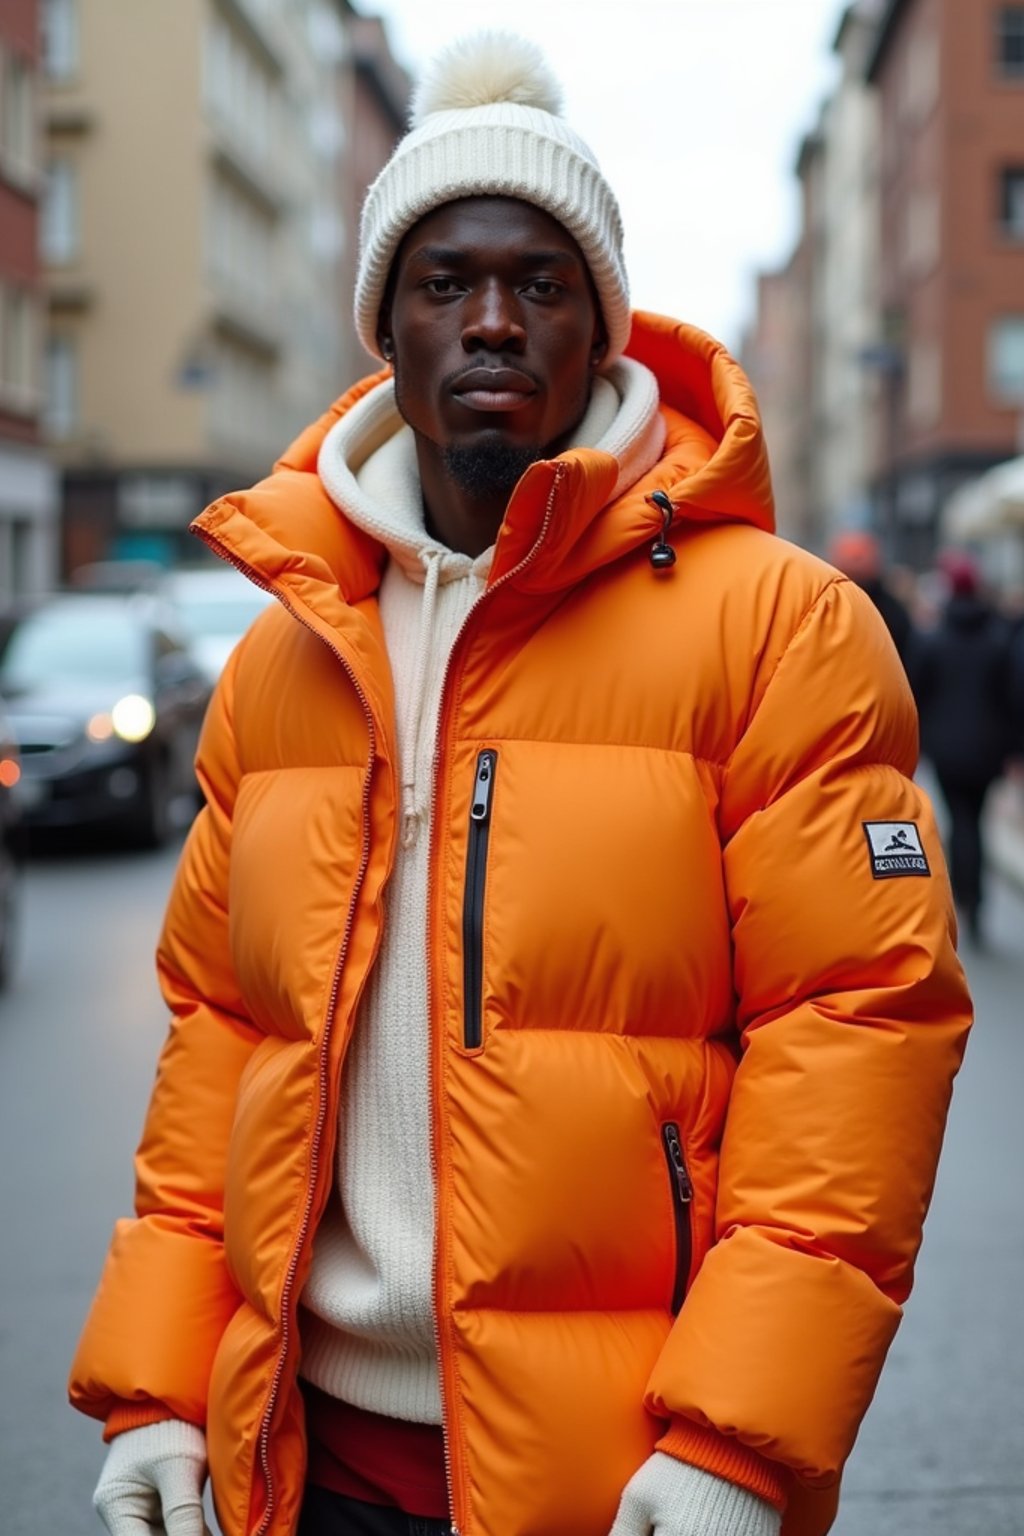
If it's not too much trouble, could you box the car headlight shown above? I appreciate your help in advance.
[86,712,114,743]
[110,695,156,743]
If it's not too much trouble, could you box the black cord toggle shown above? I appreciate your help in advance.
[647,490,677,570]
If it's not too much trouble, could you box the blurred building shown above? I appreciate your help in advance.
[867,0,1024,567]
[817,3,884,541]
[743,1,883,555]
[741,260,811,546]
[40,0,408,577]
[745,0,1024,568]
[337,10,411,386]
[0,0,59,599]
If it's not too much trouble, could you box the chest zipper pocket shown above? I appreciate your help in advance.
[662,1121,694,1314]
[463,749,497,1050]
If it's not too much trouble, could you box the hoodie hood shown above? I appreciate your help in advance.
[314,355,665,585]
[191,312,775,609]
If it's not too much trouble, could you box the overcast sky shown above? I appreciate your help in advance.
[360,0,845,351]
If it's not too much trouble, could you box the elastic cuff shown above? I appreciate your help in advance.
[103,1401,177,1443]
[656,1418,788,1513]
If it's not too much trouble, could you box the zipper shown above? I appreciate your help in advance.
[661,1122,693,1315]
[193,525,381,1536]
[426,464,566,1535]
[462,749,497,1049]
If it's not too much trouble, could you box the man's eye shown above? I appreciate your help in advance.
[424,277,461,295]
[525,279,561,297]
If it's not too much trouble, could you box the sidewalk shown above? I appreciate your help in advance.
[988,780,1024,895]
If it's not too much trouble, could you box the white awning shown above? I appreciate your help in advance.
[944,456,1024,538]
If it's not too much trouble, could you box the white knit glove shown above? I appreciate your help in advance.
[93,1420,211,1536]
[609,1453,781,1536]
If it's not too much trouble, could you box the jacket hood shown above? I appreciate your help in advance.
[191,312,775,604]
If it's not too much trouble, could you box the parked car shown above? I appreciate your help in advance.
[0,693,21,988]
[164,566,274,685]
[0,594,211,846]
[69,559,169,596]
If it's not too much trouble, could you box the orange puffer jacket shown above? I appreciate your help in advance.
[69,314,971,1536]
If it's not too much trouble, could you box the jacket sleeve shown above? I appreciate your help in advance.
[645,576,972,1516]
[69,641,260,1428]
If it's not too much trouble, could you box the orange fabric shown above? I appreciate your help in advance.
[657,1419,787,1511]
[68,313,971,1536]
[103,1402,177,1443]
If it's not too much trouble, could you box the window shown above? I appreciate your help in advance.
[208,341,275,453]
[306,4,346,65]
[41,159,79,263]
[1000,168,1024,237]
[997,6,1024,76]
[988,317,1024,402]
[207,173,275,302]
[0,287,37,402]
[203,17,275,162]
[902,189,940,276]
[0,48,36,180]
[44,332,77,437]
[900,26,939,123]
[907,338,942,429]
[41,0,78,81]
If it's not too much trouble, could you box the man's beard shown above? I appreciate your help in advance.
[441,439,544,504]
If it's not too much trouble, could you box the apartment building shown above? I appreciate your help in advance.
[744,2,883,556]
[742,256,812,548]
[867,0,1024,564]
[41,0,407,575]
[0,0,58,598]
[816,2,884,542]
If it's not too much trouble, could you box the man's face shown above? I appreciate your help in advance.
[381,197,607,470]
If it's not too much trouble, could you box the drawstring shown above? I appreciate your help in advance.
[401,547,442,849]
[647,490,677,570]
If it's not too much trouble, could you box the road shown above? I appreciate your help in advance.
[0,833,1021,1535]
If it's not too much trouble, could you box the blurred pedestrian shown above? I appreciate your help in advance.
[1006,607,1024,763]
[827,529,913,662]
[69,33,970,1536]
[911,550,1013,942]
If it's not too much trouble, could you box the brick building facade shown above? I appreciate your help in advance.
[0,0,58,597]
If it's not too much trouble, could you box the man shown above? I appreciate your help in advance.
[911,550,1013,944]
[826,529,913,664]
[71,34,971,1536]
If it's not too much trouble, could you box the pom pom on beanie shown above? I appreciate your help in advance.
[410,33,563,121]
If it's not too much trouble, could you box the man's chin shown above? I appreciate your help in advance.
[441,438,545,503]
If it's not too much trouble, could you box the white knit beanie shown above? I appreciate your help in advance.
[354,32,632,365]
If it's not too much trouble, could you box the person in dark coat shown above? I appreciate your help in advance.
[828,530,913,664]
[1009,619,1024,759]
[911,551,1013,941]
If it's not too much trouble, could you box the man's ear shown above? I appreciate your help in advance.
[590,319,609,369]
[377,304,394,362]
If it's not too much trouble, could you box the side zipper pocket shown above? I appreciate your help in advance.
[662,1121,694,1314]
[462,749,497,1049]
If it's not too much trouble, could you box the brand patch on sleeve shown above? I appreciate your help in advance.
[863,821,930,879]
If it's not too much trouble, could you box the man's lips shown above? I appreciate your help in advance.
[451,367,538,412]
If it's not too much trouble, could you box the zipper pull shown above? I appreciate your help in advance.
[470,750,496,823]
[663,1123,693,1202]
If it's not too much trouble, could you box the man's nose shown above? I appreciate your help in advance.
[461,279,526,352]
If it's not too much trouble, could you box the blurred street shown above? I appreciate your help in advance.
[0,835,1022,1536]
